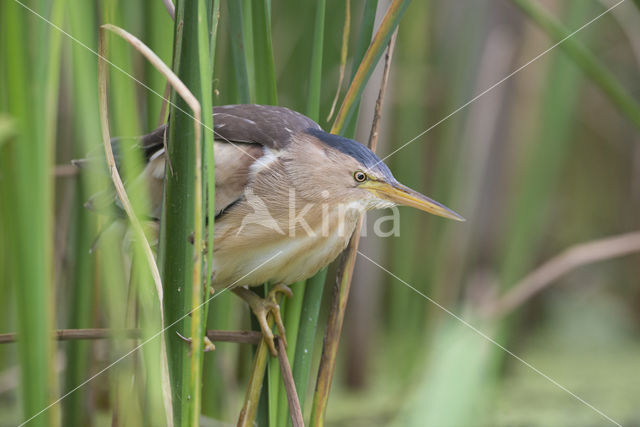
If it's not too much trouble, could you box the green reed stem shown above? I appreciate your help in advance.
[252,0,278,105]
[306,0,326,121]
[290,269,326,423]
[227,0,252,103]
[1,1,65,424]
[157,1,208,424]
[342,0,379,136]
[184,1,216,423]
[63,2,105,423]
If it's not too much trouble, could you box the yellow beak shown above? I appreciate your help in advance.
[362,181,465,221]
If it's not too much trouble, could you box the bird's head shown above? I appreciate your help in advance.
[286,128,465,222]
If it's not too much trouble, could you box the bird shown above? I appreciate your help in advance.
[109,104,464,355]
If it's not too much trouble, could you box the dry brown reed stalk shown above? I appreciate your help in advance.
[0,329,262,345]
[489,231,640,318]
[237,335,272,427]
[310,27,398,427]
[276,337,304,427]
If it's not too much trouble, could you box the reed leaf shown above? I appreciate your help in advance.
[200,0,220,421]
[500,0,591,286]
[326,0,350,122]
[188,0,217,423]
[330,0,411,135]
[512,0,640,130]
[252,0,278,105]
[306,0,326,122]
[63,189,96,427]
[159,1,199,422]
[291,270,326,419]
[341,0,379,137]
[227,0,252,103]
[143,1,174,129]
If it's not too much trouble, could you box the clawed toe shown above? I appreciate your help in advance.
[233,284,293,356]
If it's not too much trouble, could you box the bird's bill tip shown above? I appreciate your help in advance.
[363,181,465,222]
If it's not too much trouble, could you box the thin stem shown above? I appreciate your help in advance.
[237,339,271,426]
[310,226,361,427]
[0,329,262,345]
[276,338,303,427]
[367,29,397,152]
[326,0,350,122]
[276,284,304,427]
[227,0,252,103]
[310,28,398,427]
[490,231,640,318]
[238,290,287,427]
[252,0,277,105]
[306,0,326,122]
[330,0,411,134]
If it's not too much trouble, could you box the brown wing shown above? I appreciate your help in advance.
[141,104,321,218]
[140,104,321,154]
[212,142,263,217]
[212,104,320,148]
[142,140,262,219]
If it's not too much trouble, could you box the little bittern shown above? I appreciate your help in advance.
[113,104,463,355]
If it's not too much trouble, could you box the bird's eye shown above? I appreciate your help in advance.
[353,171,367,183]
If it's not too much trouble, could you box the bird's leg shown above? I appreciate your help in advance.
[232,284,293,356]
[268,284,293,348]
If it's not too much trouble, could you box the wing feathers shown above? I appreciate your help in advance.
[117,105,315,219]
[212,104,321,149]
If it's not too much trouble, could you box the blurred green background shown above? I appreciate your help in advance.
[1,0,639,426]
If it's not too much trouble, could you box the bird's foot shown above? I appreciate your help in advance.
[232,284,293,356]
[176,332,216,353]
